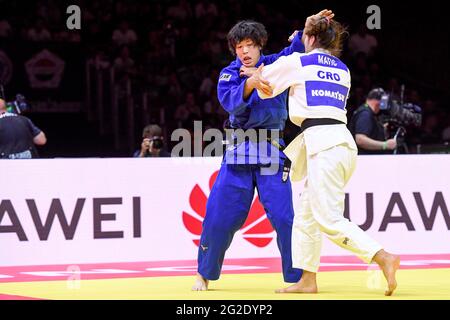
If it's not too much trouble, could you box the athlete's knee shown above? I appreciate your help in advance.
[204,219,233,235]
[270,216,295,238]
[316,214,350,234]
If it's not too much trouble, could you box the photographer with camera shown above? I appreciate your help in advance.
[0,98,46,159]
[134,124,170,158]
[349,88,397,154]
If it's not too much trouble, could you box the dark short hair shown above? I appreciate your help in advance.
[367,88,385,100]
[227,20,268,56]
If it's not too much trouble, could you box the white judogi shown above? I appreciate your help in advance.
[258,48,382,272]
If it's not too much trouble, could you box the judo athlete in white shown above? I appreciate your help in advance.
[255,13,400,296]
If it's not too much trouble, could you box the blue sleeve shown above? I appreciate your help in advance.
[354,110,374,136]
[217,69,257,115]
[264,30,305,64]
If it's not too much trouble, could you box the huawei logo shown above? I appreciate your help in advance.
[182,171,275,248]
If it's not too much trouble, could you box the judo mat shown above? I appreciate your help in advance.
[1,254,450,300]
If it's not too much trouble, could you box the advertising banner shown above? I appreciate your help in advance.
[0,155,449,266]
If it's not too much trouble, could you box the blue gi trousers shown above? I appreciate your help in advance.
[197,163,303,283]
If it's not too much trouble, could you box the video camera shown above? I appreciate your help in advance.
[0,85,31,114]
[379,92,422,127]
[6,94,30,114]
[365,87,423,154]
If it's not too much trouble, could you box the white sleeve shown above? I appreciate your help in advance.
[257,54,302,99]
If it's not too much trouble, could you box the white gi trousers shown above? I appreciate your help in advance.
[285,125,383,273]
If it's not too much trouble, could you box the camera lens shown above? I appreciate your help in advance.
[152,139,163,149]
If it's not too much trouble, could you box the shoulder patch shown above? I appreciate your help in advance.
[219,73,232,82]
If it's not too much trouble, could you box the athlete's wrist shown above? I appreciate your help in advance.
[246,77,257,90]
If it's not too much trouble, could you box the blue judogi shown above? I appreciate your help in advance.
[197,32,305,282]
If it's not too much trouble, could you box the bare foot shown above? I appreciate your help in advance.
[276,271,318,294]
[191,273,209,291]
[382,255,400,296]
[373,250,400,296]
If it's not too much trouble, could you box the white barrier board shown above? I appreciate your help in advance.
[0,155,449,266]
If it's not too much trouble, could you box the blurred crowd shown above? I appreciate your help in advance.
[1,0,448,156]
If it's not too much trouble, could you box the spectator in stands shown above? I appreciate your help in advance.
[348,24,378,57]
[422,99,437,115]
[203,89,225,116]
[360,74,373,93]
[174,92,202,128]
[154,66,171,92]
[45,2,63,27]
[208,32,222,57]
[386,77,402,101]
[368,62,383,87]
[351,52,369,83]
[167,0,193,21]
[53,28,81,42]
[162,20,179,59]
[442,117,450,142]
[112,20,138,47]
[92,49,111,70]
[408,89,422,106]
[113,46,136,81]
[134,124,170,157]
[420,114,441,144]
[0,99,47,159]
[0,15,12,38]
[167,72,183,105]
[27,19,51,42]
[198,69,219,99]
[195,0,218,19]
[82,19,104,44]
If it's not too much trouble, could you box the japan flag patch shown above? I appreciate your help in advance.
[219,73,232,82]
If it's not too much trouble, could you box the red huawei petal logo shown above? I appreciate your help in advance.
[182,171,274,248]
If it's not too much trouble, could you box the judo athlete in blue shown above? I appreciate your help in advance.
[192,18,328,291]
